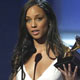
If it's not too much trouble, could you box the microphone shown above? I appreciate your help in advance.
[33,53,42,80]
[35,53,42,63]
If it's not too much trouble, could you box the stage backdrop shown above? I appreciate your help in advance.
[0,0,80,80]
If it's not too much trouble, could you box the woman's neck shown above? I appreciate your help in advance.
[33,39,46,53]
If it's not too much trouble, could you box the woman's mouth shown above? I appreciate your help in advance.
[32,30,40,35]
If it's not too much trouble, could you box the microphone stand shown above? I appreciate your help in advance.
[33,53,42,80]
[33,62,37,80]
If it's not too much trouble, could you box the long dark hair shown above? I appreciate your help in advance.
[9,0,66,79]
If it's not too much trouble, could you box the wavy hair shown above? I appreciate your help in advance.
[9,0,66,80]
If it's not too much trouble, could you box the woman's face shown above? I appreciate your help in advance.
[25,5,48,40]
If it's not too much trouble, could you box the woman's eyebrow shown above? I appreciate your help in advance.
[35,14,42,17]
[26,14,43,18]
[26,16,30,19]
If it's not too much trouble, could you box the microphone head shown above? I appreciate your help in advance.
[35,53,42,63]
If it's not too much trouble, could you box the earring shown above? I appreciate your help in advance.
[49,23,51,27]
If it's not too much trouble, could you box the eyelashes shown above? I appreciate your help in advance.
[25,17,44,23]
[25,19,31,23]
[36,17,43,21]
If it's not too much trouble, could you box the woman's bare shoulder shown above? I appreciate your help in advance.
[13,75,17,80]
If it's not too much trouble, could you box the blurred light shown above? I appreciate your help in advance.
[62,38,76,47]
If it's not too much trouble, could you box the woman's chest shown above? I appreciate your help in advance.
[22,58,63,80]
[24,54,54,79]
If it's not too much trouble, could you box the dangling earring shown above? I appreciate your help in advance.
[49,23,51,27]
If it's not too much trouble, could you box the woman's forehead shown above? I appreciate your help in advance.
[26,5,46,16]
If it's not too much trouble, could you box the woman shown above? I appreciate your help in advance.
[9,0,78,80]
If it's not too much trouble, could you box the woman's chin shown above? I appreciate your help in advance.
[32,36,46,44]
[31,35,41,40]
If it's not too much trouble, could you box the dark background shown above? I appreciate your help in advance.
[0,0,80,80]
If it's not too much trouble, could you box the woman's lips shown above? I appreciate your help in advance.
[32,30,40,35]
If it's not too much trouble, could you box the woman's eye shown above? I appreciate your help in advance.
[37,17,43,21]
[26,19,31,23]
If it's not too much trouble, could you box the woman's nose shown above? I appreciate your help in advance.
[31,20,37,28]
